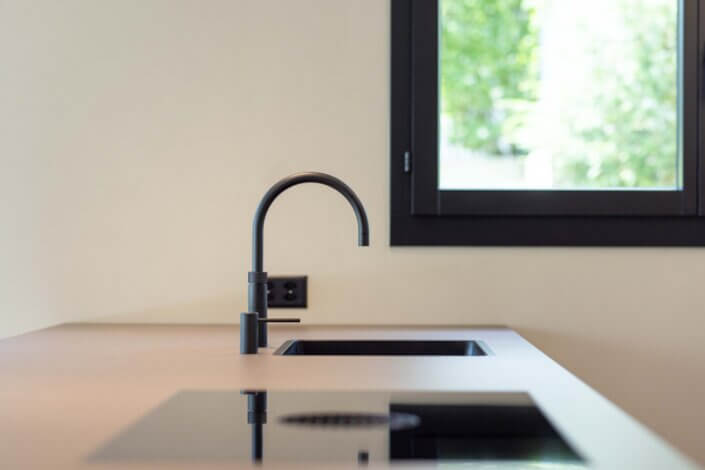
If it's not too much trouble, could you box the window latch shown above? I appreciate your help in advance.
[403,151,412,173]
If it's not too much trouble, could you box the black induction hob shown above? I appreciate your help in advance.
[91,390,587,468]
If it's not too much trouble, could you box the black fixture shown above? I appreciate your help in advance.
[242,172,370,354]
[240,313,301,354]
[275,340,488,356]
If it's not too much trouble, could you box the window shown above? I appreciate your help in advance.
[391,0,705,245]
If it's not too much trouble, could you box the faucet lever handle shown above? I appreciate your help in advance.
[259,318,300,323]
[240,312,300,355]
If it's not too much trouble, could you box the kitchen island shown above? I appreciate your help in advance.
[0,324,699,469]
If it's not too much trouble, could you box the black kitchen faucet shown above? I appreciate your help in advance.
[240,172,369,354]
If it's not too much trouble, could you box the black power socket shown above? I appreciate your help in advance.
[267,276,307,308]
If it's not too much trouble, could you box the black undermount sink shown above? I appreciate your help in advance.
[274,340,488,356]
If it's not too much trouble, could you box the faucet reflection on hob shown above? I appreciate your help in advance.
[240,390,373,466]
[242,390,267,462]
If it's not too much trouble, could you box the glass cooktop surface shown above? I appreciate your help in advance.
[90,390,586,468]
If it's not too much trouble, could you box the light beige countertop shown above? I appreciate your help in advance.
[0,324,700,469]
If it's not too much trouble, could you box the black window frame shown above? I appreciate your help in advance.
[391,0,705,246]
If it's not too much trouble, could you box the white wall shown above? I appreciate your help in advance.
[1,0,703,464]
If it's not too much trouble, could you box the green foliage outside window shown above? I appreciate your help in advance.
[440,0,678,188]
[441,0,539,157]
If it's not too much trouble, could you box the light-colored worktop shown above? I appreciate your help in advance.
[0,324,700,469]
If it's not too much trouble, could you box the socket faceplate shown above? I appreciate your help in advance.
[267,276,307,308]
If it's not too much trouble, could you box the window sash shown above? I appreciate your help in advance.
[406,0,699,217]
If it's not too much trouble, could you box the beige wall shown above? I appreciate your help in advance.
[1,0,703,464]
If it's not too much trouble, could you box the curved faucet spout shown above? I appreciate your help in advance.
[251,172,370,272]
[246,172,369,349]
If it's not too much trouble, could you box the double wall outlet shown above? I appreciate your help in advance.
[267,276,307,308]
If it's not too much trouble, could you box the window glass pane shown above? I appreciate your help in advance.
[439,0,680,190]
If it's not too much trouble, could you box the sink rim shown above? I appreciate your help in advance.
[273,339,494,356]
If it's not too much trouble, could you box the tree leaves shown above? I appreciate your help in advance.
[441,0,678,188]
